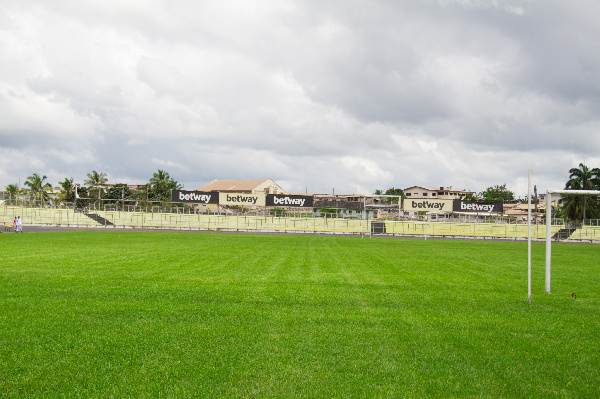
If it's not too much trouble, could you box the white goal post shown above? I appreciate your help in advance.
[545,189,600,293]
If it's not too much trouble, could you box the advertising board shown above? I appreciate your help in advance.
[403,199,453,212]
[453,200,503,213]
[266,194,314,208]
[171,190,219,204]
[219,192,266,207]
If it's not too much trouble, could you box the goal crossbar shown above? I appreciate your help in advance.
[545,189,600,293]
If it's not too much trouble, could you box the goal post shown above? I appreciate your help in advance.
[545,189,600,293]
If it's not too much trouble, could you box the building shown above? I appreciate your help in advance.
[193,179,287,214]
[313,194,381,218]
[402,186,476,221]
[403,186,475,200]
[198,179,287,194]
[503,202,547,222]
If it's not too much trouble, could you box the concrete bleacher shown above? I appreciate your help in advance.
[87,211,370,234]
[383,221,562,239]
[566,226,600,241]
[0,206,101,227]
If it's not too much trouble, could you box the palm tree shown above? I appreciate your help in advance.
[149,170,171,190]
[58,177,76,203]
[24,173,52,206]
[85,171,108,200]
[149,170,181,203]
[5,183,19,205]
[563,163,600,224]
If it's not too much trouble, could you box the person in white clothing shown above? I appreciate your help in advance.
[16,216,23,232]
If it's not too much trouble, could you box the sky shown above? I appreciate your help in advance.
[1,0,599,197]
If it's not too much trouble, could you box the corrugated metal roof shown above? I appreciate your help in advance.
[404,186,474,194]
[198,179,269,192]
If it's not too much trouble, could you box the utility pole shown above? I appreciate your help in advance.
[534,185,538,217]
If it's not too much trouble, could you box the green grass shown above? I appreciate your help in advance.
[1,231,599,398]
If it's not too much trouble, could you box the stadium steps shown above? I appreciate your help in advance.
[83,212,114,226]
[552,228,577,240]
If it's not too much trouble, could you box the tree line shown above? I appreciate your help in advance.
[4,164,600,222]
[374,163,600,223]
[3,169,181,209]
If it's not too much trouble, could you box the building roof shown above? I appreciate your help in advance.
[198,179,279,192]
[404,186,474,194]
[507,202,546,211]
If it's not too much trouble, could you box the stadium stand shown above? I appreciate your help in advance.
[2,205,590,241]
[566,226,600,241]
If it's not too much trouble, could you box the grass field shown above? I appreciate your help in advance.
[1,231,599,397]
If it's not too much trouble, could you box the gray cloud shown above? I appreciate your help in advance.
[1,0,599,197]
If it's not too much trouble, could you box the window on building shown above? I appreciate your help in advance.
[423,193,428,197]
[432,193,436,197]
[406,193,411,197]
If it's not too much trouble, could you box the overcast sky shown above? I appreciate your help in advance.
[1,0,599,197]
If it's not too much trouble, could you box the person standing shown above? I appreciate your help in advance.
[13,217,17,232]
[16,216,22,233]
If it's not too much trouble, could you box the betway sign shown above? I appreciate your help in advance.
[266,194,314,208]
[404,199,453,212]
[453,200,503,214]
[171,190,218,204]
[219,192,266,207]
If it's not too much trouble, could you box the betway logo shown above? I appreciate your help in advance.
[273,196,306,206]
[411,201,446,210]
[227,194,259,205]
[461,202,494,213]
[179,192,213,203]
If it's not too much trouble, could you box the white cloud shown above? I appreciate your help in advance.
[0,84,102,144]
